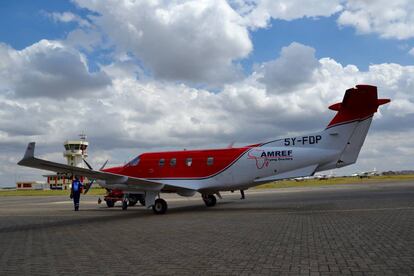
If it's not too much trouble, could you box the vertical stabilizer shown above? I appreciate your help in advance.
[320,85,390,169]
[261,85,390,172]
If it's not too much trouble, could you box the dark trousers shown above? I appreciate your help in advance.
[73,191,80,210]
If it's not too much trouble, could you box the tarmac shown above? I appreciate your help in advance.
[0,181,413,275]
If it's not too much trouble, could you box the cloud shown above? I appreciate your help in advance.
[47,11,91,27]
[409,47,414,56]
[65,28,104,52]
[3,53,414,185]
[0,40,111,98]
[73,0,252,85]
[258,42,320,93]
[232,0,343,28]
[338,0,414,40]
[231,1,414,40]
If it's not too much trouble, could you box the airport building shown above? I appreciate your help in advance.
[44,134,91,190]
[16,181,48,190]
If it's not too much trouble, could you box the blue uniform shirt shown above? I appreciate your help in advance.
[72,180,82,192]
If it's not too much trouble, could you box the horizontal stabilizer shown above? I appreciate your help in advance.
[327,85,390,128]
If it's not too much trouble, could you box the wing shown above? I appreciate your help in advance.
[18,142,164,192]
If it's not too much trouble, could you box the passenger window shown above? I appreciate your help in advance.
[159,158,165,167]
[186,158,192,167]
[207,157,214,166]
[170,158,176,167]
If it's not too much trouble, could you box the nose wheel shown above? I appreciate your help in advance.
[152,198,168,214]
[203,194,217,207]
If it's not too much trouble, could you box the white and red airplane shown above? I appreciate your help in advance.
[18,85,390,214]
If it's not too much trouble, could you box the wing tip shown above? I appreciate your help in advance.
[18,142,36,165]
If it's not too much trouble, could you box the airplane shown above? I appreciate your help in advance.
[315,170,335,180]
[293,170,334,181]
[18,84,390,214]
[352,168,380,178]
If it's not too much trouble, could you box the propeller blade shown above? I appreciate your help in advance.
[83,158,93,170]
[84,179,95,195]
[99,160,108,170]
[83,160,107,194]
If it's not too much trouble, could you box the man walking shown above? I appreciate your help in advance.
[70,176,83,211]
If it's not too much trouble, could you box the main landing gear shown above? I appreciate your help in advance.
[152,198,168,214]
[203,194,217,207]
[122,196,168,214]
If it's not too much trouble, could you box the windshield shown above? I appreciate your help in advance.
[127,156,140,167]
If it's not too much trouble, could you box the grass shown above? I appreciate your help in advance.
[255,174,414,189]
[1,175,413,196]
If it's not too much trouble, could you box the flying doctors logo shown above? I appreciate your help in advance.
[247,149,293,169]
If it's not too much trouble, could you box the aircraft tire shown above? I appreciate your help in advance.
[106,200,115,208]
[203,194,216,207]
[152,198,167,214]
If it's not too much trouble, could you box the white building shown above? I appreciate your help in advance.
[16,181,48,190]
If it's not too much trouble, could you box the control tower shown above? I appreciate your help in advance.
[64,134,88,167]
[45,134,90,190]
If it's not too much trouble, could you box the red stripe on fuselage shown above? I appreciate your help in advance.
[105,147,250,180]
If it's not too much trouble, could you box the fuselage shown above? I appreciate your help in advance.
[102,145,339,193]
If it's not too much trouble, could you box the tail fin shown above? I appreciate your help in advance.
[319,85,390,170]
[261,85,390,171]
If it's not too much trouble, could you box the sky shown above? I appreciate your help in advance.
[1,0,414,187]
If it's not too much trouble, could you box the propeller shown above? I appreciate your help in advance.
[82,158,108,194]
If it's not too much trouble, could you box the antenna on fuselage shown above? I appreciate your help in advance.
[227,141,236,148]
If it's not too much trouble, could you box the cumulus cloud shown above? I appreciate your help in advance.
[232,0,343,28]
[338,0,414,39]
[258,42,320,93]
[47,11,91,27]
[0,40,111,98]
[3,59,413,185]
[4,41,414,184]
[231,1,414,40]
[65,28,104,52]
[73,0,252,85]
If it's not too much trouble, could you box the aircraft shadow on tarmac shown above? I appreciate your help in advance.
[0,201,337,233]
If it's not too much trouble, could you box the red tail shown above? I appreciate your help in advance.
[327,85,390,128]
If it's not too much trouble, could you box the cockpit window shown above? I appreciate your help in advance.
[127,156,140,167]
